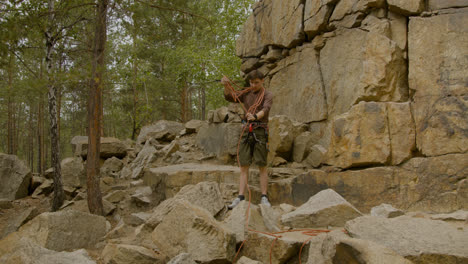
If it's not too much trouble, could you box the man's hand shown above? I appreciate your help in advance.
[221,76,229,85]
[246,113,255,121]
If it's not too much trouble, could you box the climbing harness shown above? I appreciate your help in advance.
[223,76,331,264]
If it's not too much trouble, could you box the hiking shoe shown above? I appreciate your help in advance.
[228,197,242,210]
[260,196,271,207]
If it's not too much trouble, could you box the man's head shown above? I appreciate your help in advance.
[247,70,265,92]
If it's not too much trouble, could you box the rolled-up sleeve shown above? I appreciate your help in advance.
[261,91,273,116]
[224,91,236,103]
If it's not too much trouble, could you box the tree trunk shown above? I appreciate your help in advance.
[38,63,45,175]
[87,0,108,216]
[7,52,14,155]
[131,18,138,140]
[46,0,64,212]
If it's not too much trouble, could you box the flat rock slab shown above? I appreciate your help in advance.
[345,216,468,263]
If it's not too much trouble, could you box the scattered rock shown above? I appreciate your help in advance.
[185,120,205,134]
[237,256,263,264]
[137,120,185,144]
[104,190,128,204]
[131,187,153,207]
[370,203,405,218]
[16,210,108,251]
[102,243,166,264]
[61,157,86,188]
[101,157,124,178]
[0,207,37,239]
[151,200,236,262]
[167,253,197,264]
[0,233,96,264]
[282,189,362,228]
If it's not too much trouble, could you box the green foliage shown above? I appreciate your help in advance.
[0,0,254,164]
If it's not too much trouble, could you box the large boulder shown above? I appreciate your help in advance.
[151,200,236,263]
[61,157,86,188]
[345,216,468,263]
[223,201,268,243]
[306,230,413,264]
[16,210,108,251]
[236,0,305,57]
[0,154,31,200]
[196,123,243,161]
[0,207,37,240]
[282,189,362,228]
[241,230,313,264]
[146,181,225,229]
[173,181,225,216]
[72,136,128,159]
[100,157,124,178]
[184,119,205,134]
[143,163,241,200]
[320,26,407,117]
[0,233,96,264]
[137,120,185,144]
[409,12,468,157]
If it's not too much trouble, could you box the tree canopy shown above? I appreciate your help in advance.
[0,0,254,169]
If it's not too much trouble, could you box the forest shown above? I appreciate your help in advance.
[0,0,254,174]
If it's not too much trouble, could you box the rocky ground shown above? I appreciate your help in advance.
[0,120,467,264]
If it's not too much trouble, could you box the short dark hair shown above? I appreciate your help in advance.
[247,70,264,81]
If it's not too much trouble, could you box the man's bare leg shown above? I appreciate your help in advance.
[259,166,268,195]
[239,166,249,196]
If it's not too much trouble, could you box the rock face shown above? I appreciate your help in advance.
[409,12,468,157]
[16,210,108,251]
[269,45,327,123]
[232,0,468,176]
[0,154,31,200]
[151,200,236,263]
[320,27,407,117]
[282,189,362,228]
[329,101,415,168]
[346,216,468,263]
[236,0,305,57]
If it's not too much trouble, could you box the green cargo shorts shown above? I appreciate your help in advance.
[239,127,268,167]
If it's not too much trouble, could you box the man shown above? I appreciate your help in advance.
[221,70,273,209]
